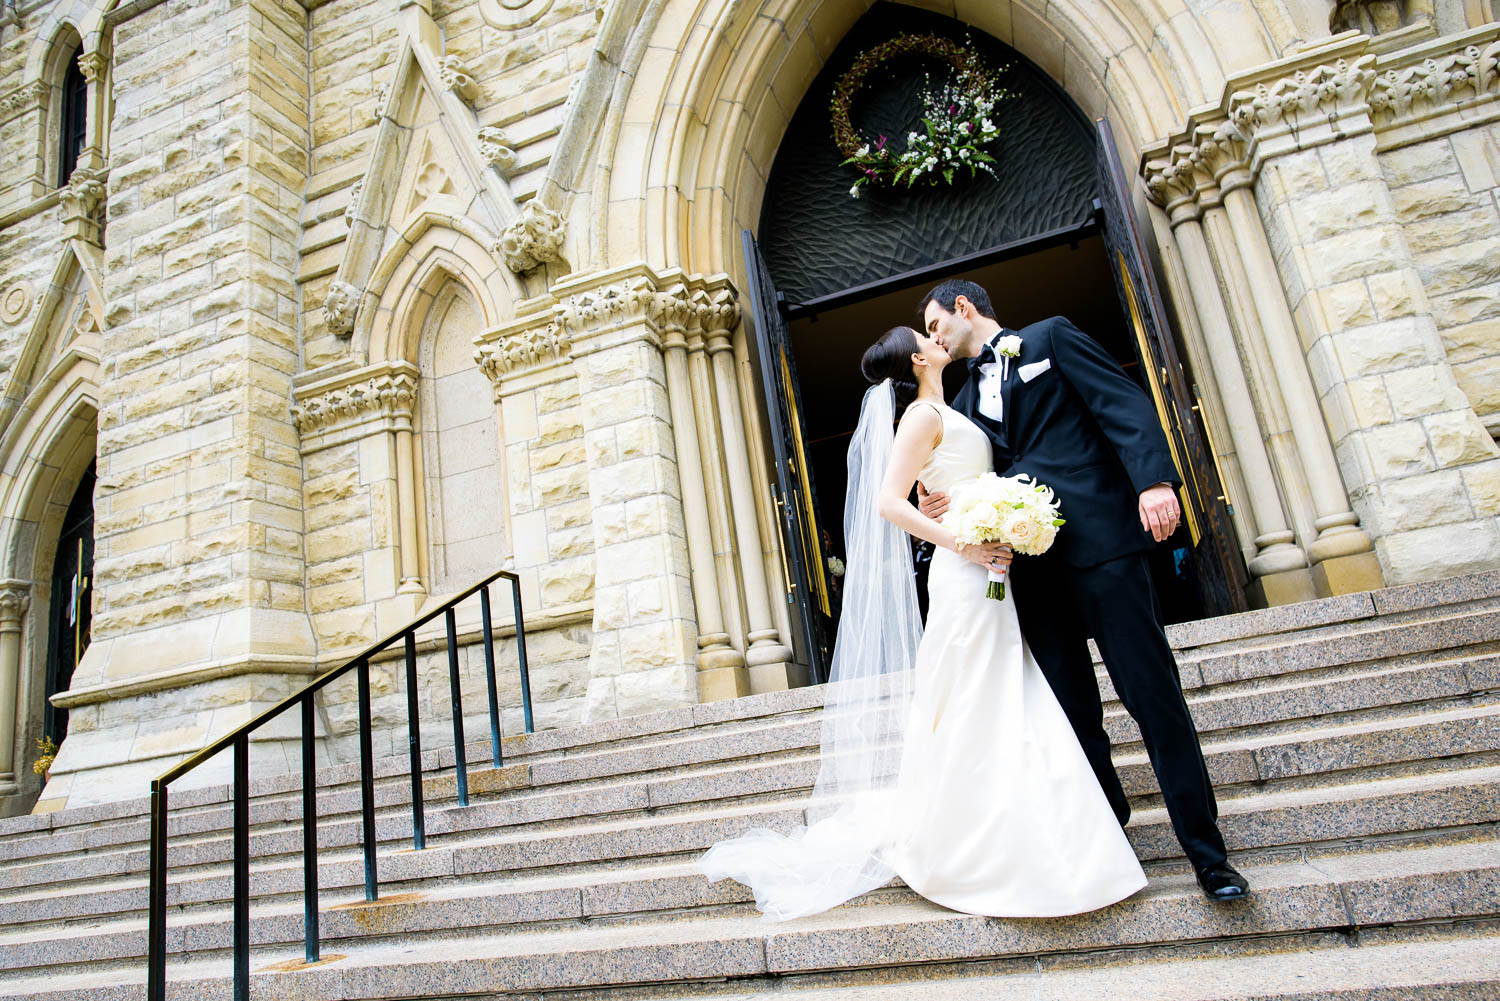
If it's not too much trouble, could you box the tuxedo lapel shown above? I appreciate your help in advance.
[999,329,1020,431]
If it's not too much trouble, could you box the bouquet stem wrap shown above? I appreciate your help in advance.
[986,568,1006,601]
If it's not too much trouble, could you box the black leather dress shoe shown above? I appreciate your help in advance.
[1197,863,1250,901]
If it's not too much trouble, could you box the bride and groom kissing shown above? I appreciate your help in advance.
[701,278,1249,920]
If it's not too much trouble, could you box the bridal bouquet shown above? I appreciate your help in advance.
[946,473,1064,599]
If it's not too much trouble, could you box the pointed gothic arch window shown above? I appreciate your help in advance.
[58,45,86,186]
[416,283,506,592]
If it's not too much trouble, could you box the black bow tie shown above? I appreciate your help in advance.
[972,343,998,369]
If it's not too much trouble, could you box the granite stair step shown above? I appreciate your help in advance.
[3,706,1497,908]
[1,838,1495,998]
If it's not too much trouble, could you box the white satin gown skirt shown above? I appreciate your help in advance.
[882,548,1147,916]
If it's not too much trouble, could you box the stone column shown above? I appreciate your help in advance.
[0,582,27,796]
[1147,153,1311,603]
[557,270,698,721]
[652,283,747,700]
[394,418,425,595]
[700,283,795,691]
[1197,124,1377,573]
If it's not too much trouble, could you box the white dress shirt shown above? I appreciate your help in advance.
[975,331,1008,422]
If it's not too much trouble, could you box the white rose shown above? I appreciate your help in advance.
[996,334,1024,358]
[1004,513,1035,547]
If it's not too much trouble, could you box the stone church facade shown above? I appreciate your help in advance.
[0,0,1496,814]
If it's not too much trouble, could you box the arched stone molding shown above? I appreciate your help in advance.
[0,243,105,440]
[358,216,517,366]
[0,350,98,813]
[579,0,1295,280]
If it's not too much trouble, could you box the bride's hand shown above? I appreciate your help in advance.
[957,541,1013,572]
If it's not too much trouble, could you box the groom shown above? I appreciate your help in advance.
[916,279,1249,901]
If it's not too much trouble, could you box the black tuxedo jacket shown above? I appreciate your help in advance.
[952,316,1180,567]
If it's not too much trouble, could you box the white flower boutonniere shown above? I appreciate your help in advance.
[994,334,1023,379]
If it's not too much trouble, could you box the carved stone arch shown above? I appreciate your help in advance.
[0,355,99,582]
[21,5,89,83]
[0,354,97,809]
[589,0,1267,277]
[1,244,105,438]
[359,218,517,366]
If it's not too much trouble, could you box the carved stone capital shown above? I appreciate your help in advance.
[1143,151,1199,214]
[1369,40,1500,125]
[476,319,569,382]
[558,277,655,336]
[1228,55,1377,134]
[60,168,107,245]
[0,580,30,624]
[648,283,695,340]
[439,55,479,104]
[324,281,360,338]
[496,200,567,274]
[1192,120,1253,187]
[291,363,419,448]
[476,126,518,173]
[696,288,738,351]
[77,50,107,84]
[0,81,48,124]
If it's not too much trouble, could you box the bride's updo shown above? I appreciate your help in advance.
[860,325,921,410]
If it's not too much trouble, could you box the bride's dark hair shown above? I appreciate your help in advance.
[860,325,921,410]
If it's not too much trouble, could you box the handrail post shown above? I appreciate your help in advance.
[479,586,503,768]
[300,694,320,963]
[510,575,534,734]
[233,733,250,1001]
[356,659,378,901]
[403,630,425,850]
[445,607,469,806]
[147,780,168,1001]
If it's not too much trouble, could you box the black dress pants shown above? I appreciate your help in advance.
[1010,551,1228,870]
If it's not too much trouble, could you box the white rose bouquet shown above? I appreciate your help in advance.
[946,472,1065,599]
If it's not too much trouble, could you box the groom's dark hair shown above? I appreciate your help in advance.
[919,279,998,321]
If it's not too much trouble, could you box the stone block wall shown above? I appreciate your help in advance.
[1257,130,1500,583]
[1379,124,1500,436]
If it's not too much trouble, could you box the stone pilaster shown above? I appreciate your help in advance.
[1194,116,1378,586]
[1146,150,1310,600]
[650,282,747,701]
[555,267,697,721]
[44,0,318,808]
[699,281,794,690]
[0,581,27,797]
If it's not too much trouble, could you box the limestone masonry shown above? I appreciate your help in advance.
[0,0,1498,813]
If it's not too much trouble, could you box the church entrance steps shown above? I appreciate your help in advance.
[0,572,1495,997]
[0,839,1496,998]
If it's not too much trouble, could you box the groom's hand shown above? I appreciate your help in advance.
[1139,483,1182,542]
[916,481,950,520]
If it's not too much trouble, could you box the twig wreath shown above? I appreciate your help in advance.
[830,33,1013,198]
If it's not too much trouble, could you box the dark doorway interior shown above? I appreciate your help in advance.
[791,236,1209,628]
[45,462,95,741]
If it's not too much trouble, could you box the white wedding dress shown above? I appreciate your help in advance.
[880,402,1146,915]
[702,394,1145,920]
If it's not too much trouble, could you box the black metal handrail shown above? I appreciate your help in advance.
[146,569,532,1001]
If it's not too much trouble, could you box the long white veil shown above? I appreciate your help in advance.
[700,381,922,921]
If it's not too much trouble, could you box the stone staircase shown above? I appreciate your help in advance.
[1,572,1498,999]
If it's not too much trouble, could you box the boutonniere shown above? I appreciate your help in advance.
[995,334,1022,379]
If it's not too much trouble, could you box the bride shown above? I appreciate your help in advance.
[700,324,1146,921]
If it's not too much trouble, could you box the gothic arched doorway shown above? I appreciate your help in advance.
[744,4,1244,680]
[44,462,94,742]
